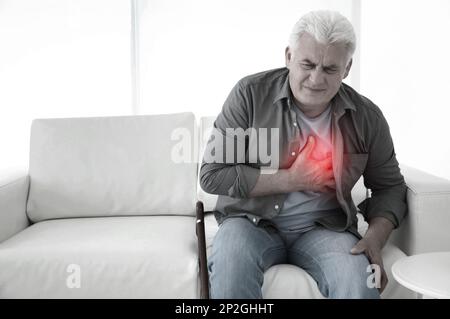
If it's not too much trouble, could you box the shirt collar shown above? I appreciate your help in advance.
[331,83,357,118]
[272,70,357,115]
[272,70,291,106]
[334,83,357,112]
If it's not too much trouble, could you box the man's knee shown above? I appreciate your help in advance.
[212,217,261,257]
[327,254,380,299]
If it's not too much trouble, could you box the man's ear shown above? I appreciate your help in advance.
[343,58,353,79]
[285,47,292,67]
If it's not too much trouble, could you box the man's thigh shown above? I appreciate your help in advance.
[287,226,360,258]
[208,217,287,298]
[210,217,286,270]
[287,226,379,298]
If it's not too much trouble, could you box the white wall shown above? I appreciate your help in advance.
[1,0,448,181]
[360,0,450,180]
[0,0,131,169]
[136,0,355,117]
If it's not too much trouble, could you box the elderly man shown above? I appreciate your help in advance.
[200,10,407,299]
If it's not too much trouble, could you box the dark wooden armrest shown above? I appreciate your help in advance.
[196,201,209,299]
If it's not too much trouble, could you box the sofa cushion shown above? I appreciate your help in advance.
[27,113,197,222]
[197,116,219,212]
[0,216,198,298]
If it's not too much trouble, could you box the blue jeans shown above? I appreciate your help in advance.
[208,217,380,299]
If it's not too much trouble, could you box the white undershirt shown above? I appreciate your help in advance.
[272,104,341,233]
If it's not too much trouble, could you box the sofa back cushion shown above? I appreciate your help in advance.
[197,116,219,212]
[27,113,197,222]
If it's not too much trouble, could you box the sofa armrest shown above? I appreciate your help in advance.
[196,201,209,299]
[0,168,30,243]
[389,165,450,255]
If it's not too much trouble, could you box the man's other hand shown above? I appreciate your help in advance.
[350,217,395,294]
[350,237,388,293]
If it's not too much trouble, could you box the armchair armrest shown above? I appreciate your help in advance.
[389,165,450,255]
[196,201,209,299]
[0,168,30,243]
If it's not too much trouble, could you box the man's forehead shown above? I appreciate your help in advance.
[294,49,344,66]
[292,37,349,65]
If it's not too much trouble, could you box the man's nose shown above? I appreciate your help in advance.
[309,68,325,85]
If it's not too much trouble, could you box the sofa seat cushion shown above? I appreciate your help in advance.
[204,213,414,299]
[0,216,198,298]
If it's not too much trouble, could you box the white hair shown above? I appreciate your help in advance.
[289,10,356,57]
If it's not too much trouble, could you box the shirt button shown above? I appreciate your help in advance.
[274,205,279,210]
[291,152,296,156]
[293,122,297,127]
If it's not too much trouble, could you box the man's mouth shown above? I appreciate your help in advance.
[304,86,326,92]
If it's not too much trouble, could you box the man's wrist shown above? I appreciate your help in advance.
[283,167,306,193]
[364,216,395,248]
[279,168,297,193]
[368,216,395,231]
[249,168,294,197]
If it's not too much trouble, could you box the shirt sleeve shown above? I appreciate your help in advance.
[199,81,261,198]
[357,110,408,228]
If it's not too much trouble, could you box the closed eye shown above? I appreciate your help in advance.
[323,67,338,74]
[301,63,315,70]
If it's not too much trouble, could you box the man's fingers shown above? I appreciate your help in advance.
[350,241,388,294]
[380,268,389,293]
[351,247,365,254]
[316,171,335,191]
[318,157,333,170]
[350,241,366,255]
[374,264,388,293]
[301,135,315,158]
[322,170,335,189]
[323,169,334,180]
[366,252,388,293]
[325,180,336,189]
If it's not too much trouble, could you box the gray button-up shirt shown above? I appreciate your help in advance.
[200,67,407,238]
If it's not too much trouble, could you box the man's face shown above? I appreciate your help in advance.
[286,33,352,116]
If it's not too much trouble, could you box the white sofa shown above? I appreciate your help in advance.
[1,112,449,299]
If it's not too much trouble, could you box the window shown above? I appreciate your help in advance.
[135,0,355,117]
[0,0,131,168]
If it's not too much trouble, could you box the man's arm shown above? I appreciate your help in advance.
[201,129,336,198]
[200,83,335,198]
[351,106,407,293]
[352,217,395,255]
[365,217,395,247]
[358,106,407,228]
[199,81,259,198]
[248,169,292,197]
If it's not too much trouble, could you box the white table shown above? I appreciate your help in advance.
[392,252,450,299]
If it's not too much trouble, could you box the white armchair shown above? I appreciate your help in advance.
[389,165,450,255]
[196,116,450,299]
